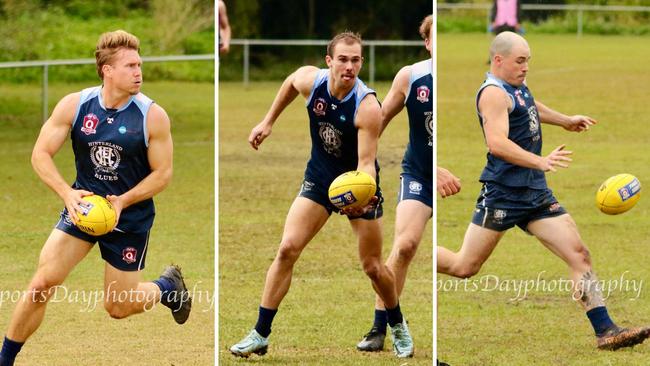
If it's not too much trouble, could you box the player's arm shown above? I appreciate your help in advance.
[535,100,597,132]
[218,0,231,54]
[437,166,461,198]
[31,92,93,223]
[248,65,319,150]
[379,65,410,136]
[107,104,173,223]
[480,87,571,172]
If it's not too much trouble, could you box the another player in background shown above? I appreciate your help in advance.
[0,30,190,366]
[218,0,231,54]
[437,31,650,350]
[229,31,414,359]
[356,15,460,353]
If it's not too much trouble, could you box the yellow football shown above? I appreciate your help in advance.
[328,171,377,210]
[596,174,641,215]
[76,195,117,236]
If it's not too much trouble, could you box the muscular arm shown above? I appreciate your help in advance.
[32,92,93,222]
[108,104,173,219]
[355,95,382,180]
[380,66,409,136]
[248,66,319,149]
[480,86,570,172]
[218,1,231,53]
[536,100,596,132]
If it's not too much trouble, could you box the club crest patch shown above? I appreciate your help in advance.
[416,85,430,103]
[81,113,100,135]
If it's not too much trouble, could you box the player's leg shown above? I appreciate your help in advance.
[358,200,431,352]
[437,223,505,278]
[351,217,413,358]
[230,197,330,357]
[99,230,191,324]
[527,213,650,350]
[1,230,92,366]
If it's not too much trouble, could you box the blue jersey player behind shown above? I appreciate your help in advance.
[229,31,414,359]
[0,30,190,366]
[437,31,650,350]
[356,15,460,353]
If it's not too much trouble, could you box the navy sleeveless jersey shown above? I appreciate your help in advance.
[71,86,155,232]
[476,73,547,189]
[305,70,379,184]
[403,59,433,185]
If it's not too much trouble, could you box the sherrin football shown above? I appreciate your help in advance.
[76,195,117,236]
[595,174,641,215]
[328,171,377,210]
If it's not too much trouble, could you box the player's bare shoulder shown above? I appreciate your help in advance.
[146,103,172,136]
[356,93,381,131]
[292,65,321,97]
[49,92,82,127]
[478,85,511,114]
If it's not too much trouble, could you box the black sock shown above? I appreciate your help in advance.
[386,303,404,327]
[373,309,388,334]
[0,336,24,366]
[586,306,616,336]
[254,306,277,338]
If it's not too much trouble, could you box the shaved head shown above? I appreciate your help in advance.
[489,31,529,59]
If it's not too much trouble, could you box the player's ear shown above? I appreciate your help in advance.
[325,55,333,67]
[102,64,112,78]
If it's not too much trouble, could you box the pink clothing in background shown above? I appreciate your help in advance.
[494,0,518,26]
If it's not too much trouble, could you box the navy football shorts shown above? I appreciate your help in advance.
[55,208,150,271]
[298,176,384,220]
[397,173,432,208]
[471,182,567,232]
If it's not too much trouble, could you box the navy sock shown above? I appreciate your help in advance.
[586,306,616,336]
[386,303,404,327]
[153,276,176,308]
[254,306,277,338]
[0,336,24,366]
[373,309,388,334]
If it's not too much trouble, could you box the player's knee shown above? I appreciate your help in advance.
[454,263,481,279]
[276,241,302,264]
[572,244,592,268]
[362,259,383,281]
[395,236,419,262]
[104,301,132,319]
[27,275,63,302]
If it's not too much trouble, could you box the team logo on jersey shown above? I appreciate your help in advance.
[339,115,346,122]
[318,123,343,157]
[409,181,423,195]
[301,180,315,192]
[549,203,562,212]
[514,90,526,107]
[313,98,328,116]
[493,209,507,224]
[416,85,430,103]
[122,247,137,264]
[89,141,123,181]
[527,106,539,134]
[424,111,434,147]
[81,113,100,135]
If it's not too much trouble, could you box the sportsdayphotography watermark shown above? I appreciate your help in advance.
[438,271,643,302]
[0,281,215,313]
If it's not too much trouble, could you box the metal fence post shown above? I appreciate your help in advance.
[243,40,250,87]
[577,8,584,38]
[42,64,48,123]
[369,43,375,86]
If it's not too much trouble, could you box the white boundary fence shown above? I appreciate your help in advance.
[229,39,424,86]
[0,54,214,122]
[438,2,650,37]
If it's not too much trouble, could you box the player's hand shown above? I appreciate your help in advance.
[340,196,379,217]
[541,144,572,172]
[437,167,461,198]
[106,195,124,230]
[248,121,272,150]
[220,43,230,54]
[63,188,94,224]
[564,115,597,132]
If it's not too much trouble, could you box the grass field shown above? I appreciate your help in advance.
[438,34,650,365]
[0,81,214,365]
[218,81,433,365]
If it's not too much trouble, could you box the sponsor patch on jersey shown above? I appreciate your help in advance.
[118,126,127,134]
[81,113,100,135]
[515,90,526,106]
[416,85,430,103]
[122,247,138,264]
[313,98,328,116]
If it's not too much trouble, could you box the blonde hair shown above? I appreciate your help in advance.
[419,15,433,40]
[95,30,140,79]
[327,31,363,57]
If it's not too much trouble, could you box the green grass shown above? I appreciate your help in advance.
[438,33,650,365]
[218,81,433,364]
[0,81,214,365]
